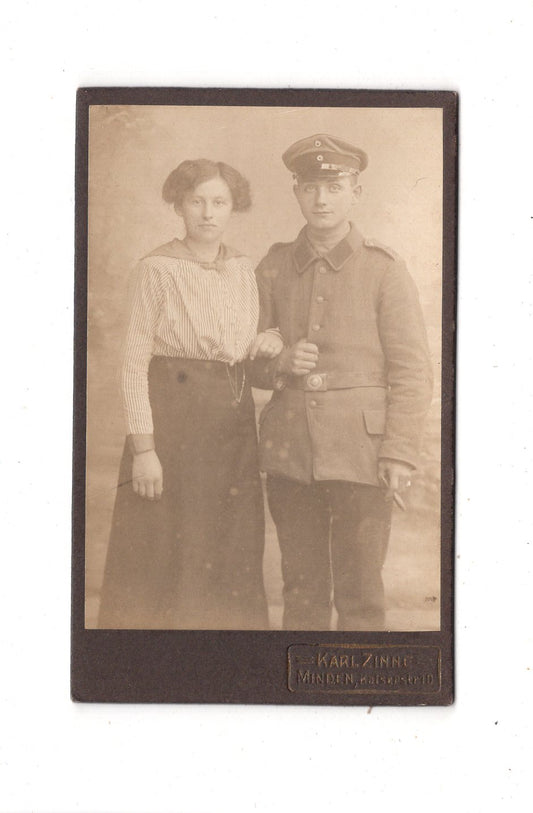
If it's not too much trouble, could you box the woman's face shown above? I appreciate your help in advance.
[177,175,233,244]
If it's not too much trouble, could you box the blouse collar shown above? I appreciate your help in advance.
[144,239,244,268]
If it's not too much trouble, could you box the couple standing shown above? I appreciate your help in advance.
[98,133,433,632]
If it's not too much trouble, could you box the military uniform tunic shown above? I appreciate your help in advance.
[253,224,433,485]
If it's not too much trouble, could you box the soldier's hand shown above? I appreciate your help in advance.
[278,338,319,376]
[378,458,413,503]
[132,449,163,500]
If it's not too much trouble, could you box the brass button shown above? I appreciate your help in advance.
[318,266,327,274]
[309,399,318,408]
[311,324,321,332]
[316,295,324,303]
[307,374,322,389]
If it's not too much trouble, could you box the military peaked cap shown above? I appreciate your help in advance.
[282,134,368,180]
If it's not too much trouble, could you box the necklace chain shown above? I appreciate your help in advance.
[225,363,246,405]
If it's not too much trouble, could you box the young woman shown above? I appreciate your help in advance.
[98,159,282,630]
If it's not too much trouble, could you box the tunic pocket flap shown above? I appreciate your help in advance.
[363,409,386,435]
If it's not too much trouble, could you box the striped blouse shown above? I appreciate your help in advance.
[122,239,260,435]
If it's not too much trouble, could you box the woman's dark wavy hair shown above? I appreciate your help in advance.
[162,159,252,211]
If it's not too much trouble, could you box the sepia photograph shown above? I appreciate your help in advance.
[6,1,533,807]
[73,88,455,703]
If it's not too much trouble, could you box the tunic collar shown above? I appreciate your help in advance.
[293,222,364,273]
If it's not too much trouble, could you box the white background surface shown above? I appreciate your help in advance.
[1,2,532,811]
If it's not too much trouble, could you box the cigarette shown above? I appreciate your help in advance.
[393,492,406,511]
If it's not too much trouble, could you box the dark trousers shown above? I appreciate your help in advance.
[266,476,392,631]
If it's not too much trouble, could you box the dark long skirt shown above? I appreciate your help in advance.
[98,357,268,630]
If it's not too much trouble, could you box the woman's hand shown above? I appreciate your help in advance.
[132,450,163,500]
[249,331,284,360]
[277,338,319,376]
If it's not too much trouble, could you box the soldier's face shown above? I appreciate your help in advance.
[177,175,233,244]
[294,176,360,231]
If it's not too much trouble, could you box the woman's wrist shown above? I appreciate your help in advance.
[128,433,155,455]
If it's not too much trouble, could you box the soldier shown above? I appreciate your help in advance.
[250,134,433,630]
